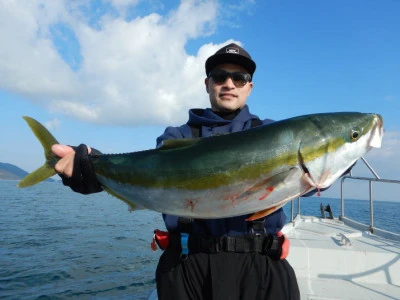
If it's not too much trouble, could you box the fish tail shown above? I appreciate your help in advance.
[18,116,59,188]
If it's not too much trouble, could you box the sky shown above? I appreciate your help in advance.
[1,0,399,201]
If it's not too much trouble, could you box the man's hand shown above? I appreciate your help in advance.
[52,144,92,177]
[277,231,290,260]
[51,144,102,194]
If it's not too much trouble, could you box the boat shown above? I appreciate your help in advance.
[148,157,400,299]
[284,157,400,299]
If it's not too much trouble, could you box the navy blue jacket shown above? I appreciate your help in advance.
[156,105,286,236]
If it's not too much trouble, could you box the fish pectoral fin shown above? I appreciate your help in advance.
[159,138,200,150]
[246,205,283,221]
[243,168,302,221]
[238,167,301,201]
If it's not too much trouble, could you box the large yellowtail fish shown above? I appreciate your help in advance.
[19,113,383,220]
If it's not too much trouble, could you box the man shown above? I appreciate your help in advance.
[52,43,300,300]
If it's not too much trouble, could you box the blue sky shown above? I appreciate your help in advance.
[1,0,399,200]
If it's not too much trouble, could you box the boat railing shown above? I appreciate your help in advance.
[290,157,400,241]
[340,157,400,240]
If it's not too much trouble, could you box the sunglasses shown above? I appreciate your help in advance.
[208,69,252,88]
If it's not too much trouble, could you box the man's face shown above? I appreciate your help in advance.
[205,63,253,112]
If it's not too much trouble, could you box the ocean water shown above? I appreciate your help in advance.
[1,180,399,299]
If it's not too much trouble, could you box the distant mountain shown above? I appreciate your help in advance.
[0,162,54,182]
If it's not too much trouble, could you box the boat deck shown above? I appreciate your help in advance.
[283,216,400,300]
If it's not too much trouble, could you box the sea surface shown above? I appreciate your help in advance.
[1,180,399,299]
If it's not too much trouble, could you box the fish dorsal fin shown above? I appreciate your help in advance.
[159,138,199,150]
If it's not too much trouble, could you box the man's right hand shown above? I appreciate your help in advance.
[52,144,81,177]
[51,144,103,194]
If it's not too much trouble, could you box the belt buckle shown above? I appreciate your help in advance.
[249,218,266,235]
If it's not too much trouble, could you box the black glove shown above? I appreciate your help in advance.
[60,144,103,194]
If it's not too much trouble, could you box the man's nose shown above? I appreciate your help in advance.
[222,76,235,88]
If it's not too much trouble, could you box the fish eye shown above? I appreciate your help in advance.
[351,129,360,141]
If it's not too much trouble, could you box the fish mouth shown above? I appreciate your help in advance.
[369,114,383,148]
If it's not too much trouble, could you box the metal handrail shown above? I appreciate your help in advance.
[290,196,301,222]
[289,157,400,238]
[290,198,300,222]
[340,157,400,233]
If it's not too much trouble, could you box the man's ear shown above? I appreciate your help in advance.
[246,82,253,97]
[205,77,210,93]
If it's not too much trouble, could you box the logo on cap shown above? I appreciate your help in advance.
[226,47,239,54]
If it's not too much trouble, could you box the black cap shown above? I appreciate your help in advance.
[205,43,256,77]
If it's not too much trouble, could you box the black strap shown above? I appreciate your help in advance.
[190,126,201,138]
[250,118,263,127]
[248,218,266,234]
[168,234,281,258]
[176,217,194,234]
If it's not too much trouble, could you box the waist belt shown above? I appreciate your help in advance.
[168,233,281,258]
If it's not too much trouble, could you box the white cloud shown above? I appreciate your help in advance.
[0,0,233,126]
[44,118,61,130]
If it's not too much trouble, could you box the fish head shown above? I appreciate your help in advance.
[299,112,383,189]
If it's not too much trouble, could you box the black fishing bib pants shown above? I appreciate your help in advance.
[156,249,300,300]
